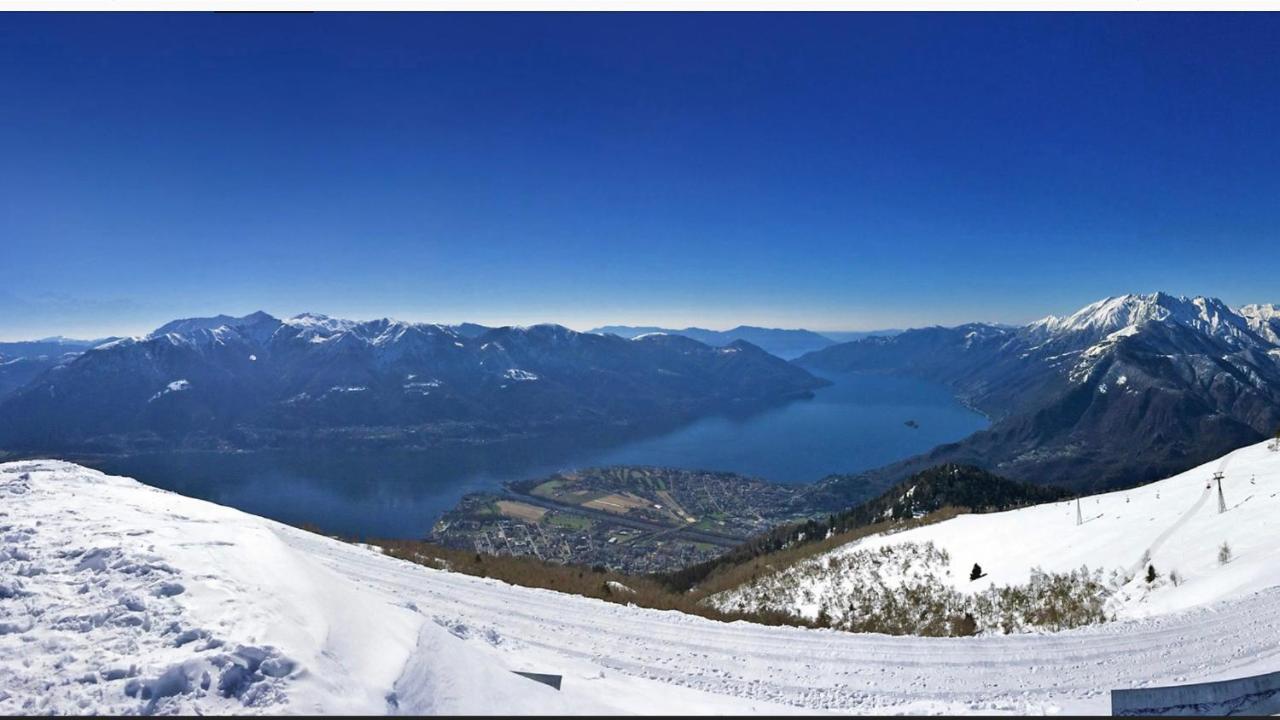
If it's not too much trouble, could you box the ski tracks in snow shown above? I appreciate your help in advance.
[289,527,1280,715]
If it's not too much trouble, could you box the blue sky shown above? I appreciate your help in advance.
[2,13,1277,340]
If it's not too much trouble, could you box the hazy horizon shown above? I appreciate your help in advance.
[1,287,1271,343]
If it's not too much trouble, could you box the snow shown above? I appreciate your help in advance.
[4,448,1280,715]
[0,462,790,715]
[403,380,442,395]
[1029,293,1264,348]
[148,380,191,402]
[1240,303,1280,344]
[284,313,356,334]
[93,337,142,352]
[722,440,1280,623]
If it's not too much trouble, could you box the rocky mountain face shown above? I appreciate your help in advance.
[800,293,1280,492]
[0,313,827,454]
[590,325,840,360]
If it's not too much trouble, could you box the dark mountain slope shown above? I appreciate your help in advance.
[0,338,113,401]
[0,313,827,454]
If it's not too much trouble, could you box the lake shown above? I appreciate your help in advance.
[84,371,988,538]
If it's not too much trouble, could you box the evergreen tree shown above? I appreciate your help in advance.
[816,608,832,628]
[1145,564,1157,584]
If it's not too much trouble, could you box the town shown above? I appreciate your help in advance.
[430,466,824,573]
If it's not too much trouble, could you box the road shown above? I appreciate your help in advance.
[290,524,1280,714]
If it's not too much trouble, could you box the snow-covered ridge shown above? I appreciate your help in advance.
[4,451,1280,715]
[1239,303,1280,344]
[137,312,616,353]
[1026,293,1265,347]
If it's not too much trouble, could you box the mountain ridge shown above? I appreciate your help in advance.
[590,324,847,359]
[0,312,827,454]
[800,292,1280,493]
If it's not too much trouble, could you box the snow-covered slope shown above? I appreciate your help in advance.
[5,457,1280,715]
[1240,303,1280,345]
[715,439,1280,627]
[1026,292,1267,347]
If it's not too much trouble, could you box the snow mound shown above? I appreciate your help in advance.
[0,462,585,715]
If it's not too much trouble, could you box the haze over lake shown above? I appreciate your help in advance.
[84,371,987,538]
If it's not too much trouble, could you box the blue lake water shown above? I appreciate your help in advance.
[85,371,988,538]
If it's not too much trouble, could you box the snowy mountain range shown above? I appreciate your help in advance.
[0,313,825,454]
[800,293,1280,492]
[4,440,1280,714]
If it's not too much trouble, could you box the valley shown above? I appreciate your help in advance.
[430,467,824,573]
[60,369,985,540]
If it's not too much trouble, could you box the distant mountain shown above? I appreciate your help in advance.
[819,329,904,343]
[0,337,115,401]
[590,325,841,360]
[799,293,1280,493]
[450,322,494,339]
[1239,303,1280,344]
[0,312,827,454]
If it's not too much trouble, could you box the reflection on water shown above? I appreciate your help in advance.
[79,372,988,539]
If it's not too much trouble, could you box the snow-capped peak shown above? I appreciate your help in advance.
[1028,293,1263,347]
[1238,303,1280,344]
[284,313,356,333]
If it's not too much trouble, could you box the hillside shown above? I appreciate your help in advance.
[710,438,1280,635]
[660,464,1067,594]
[0,313,826,454]
[800,293,1280,492]
[4,457,1280,714]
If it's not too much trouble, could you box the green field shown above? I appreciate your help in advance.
[546,513,592,530]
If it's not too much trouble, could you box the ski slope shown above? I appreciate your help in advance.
[3,446,1280,715]
[723,438,1280,622]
